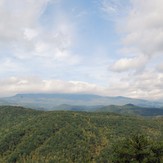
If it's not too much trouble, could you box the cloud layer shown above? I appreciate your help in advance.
[0,0,77,66]
[0,77,105,97]
[103,0,163,99]
[0,0,163,100]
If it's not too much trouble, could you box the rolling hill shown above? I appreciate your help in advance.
[95,104,163,116]
[0,106,163,162]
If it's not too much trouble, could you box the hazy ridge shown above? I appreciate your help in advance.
[0,93,163,110]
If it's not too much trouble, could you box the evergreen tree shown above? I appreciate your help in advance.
[112,134,163,163]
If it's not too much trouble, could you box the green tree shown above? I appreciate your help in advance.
[111,134,163,163]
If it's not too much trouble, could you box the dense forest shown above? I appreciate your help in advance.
[0,106,163,162]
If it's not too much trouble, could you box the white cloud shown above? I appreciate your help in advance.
[1,0,163,100]
[101,0,118,14]
[122,0,163,56]
[110,55,148,72]
[105,69,163,100]
[100,0,163,99]
[156,63,163,72]
[100,0,130,21]
[0,0,48,41]
[0,58,26,74]
[0,77,105,97]
[1,72,163,100]
[103,0,163,69]
[24,28,39,41]
[0,0,78,64]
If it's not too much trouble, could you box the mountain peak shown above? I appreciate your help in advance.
[124,103,135,107]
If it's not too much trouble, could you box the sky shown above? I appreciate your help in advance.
[0,0,163,100]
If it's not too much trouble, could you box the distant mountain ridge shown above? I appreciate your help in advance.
[95,104,163,116]
[0,93,163,110]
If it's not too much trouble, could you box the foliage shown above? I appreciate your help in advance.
[95,104,163,116]
[0,106,163,163]
[111,134,163,163]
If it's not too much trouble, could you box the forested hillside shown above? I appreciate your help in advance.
[0,106,163,163]
[95,104,163,116]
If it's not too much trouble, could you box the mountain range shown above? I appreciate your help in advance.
[0,93,163,109]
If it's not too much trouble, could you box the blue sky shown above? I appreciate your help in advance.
[0,0,163,99]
